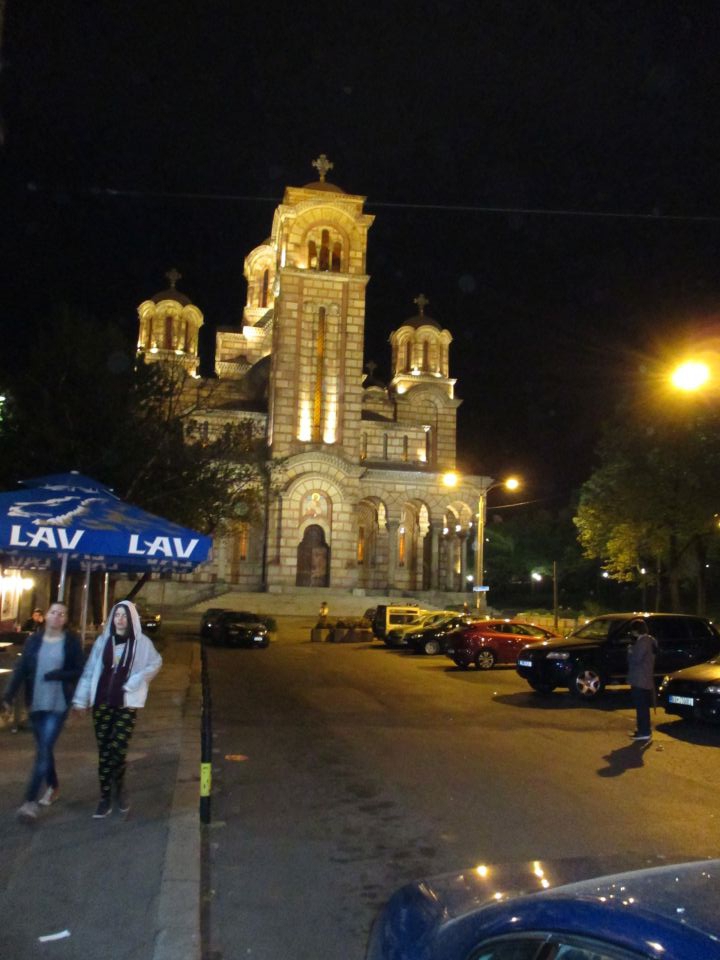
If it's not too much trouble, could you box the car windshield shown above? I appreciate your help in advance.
[225,612,260,623]
[569,617,620,641]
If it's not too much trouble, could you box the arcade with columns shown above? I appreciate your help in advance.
[136,157,493,599]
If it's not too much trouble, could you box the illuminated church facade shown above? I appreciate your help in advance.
[136,157,490,597]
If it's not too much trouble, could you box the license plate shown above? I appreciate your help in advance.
[446,648,455,655]
[518,659,532,668]
[669,694,694,706]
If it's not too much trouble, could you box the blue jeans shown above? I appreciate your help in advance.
[26,710,68,802]
[631,687,652,737]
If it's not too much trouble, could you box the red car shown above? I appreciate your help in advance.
[445,619,558,670]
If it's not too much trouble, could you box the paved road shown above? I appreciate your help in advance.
[205,618,720,960]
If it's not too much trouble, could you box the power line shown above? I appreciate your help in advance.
[27,183,720,225]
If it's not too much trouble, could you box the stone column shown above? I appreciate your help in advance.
[386,519,399,592]
[429,522,440,590]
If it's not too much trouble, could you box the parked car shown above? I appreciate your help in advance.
[516,612,720,699]
[385,610,460,649]
[133,602,162,634]
[405,614,475,656]
[446,619,558,670]
[366,857,720,960]
[659,655,720,723]
[371,604,424,641]
[200,607,229,638]
[208,610,270,648]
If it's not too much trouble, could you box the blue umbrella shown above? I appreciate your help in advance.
[0,472,213,638]
[0,472,212,572]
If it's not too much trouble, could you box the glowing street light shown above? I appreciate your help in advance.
[670,360,710,392]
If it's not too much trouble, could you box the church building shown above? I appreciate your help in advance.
[136,157,492,599]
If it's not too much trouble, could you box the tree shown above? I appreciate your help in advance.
[574,403,720,613]
[0,308,265,533]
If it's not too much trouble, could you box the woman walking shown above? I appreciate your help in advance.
[73,600,162,818]
[2,602,84,823]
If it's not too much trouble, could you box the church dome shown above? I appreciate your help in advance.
[301,180,346,194]
[402,293,441,330]
[150,268,192,306]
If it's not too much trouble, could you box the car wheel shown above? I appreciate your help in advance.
[455,660,469,670]
[569,666,605,699]
[475,649,496,670]
[529,682,556,694]
[423,638,441,655]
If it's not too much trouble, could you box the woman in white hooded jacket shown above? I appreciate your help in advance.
[73,600,162,818]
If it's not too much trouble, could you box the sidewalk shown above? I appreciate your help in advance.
[0,633,202,960]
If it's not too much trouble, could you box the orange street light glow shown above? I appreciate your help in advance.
[671,361,710,392]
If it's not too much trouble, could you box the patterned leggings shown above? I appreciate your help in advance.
[92,706,137,800]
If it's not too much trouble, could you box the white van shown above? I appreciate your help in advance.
[371,604,424,641]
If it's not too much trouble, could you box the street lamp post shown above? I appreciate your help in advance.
[474,477,519,612]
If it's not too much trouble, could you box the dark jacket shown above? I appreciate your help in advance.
[627,631,658,690]
[2,630,84,709]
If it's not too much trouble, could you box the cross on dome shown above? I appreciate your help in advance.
[414,293,429,316]
[165,267,182,288]
[312,154,334,182]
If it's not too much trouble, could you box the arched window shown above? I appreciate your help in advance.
[312,307,326,442]
[260,269,269,307]
[238,523,249,562]
[357,525,365,564]
[331,241,342,272]
[319,230,330,271]
[164,316,174,350]
[382,433,388,459]
[308,240,318,269]
[402,436,409,462]
[360,433,367,461]
[404,341,412,372]
[398,526,406,567]
[422,340,430,371]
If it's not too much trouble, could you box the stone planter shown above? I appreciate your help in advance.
[330,627,351,643]
[311,627,331,643]
[348,628,373,643]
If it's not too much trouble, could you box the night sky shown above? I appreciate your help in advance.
[2,2,720,499]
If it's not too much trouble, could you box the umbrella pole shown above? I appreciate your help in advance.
[80,562,91,645]
[102,572,110,623]
[57,553,69,602]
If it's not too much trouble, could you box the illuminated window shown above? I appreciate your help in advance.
[308,240,318,269]
[319,230,330,271]
[238,522,249,561]
[312,307,326,442]
[357,525,365,564]
[331,241,342,272]
[398,526,406,567]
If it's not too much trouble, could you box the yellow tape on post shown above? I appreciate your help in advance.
[200,762,212,797]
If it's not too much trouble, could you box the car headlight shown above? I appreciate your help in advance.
[705,685,720,695]
[547,651,569,660]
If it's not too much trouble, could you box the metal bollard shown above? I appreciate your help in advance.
[200,643,212,824]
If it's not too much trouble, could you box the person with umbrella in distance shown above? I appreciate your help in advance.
[72,600,162,818]
[2,602,84,822]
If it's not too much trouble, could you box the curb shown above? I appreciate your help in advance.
[152,642,202,960]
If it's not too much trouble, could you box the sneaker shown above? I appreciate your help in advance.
[628,731,639,739]
[92,798,113,819]
[117,790,130,815]
[38,787,59,807]
[631,733,652,742]
[17,801,39,823]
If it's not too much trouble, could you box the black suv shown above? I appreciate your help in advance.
[516,613,720,700]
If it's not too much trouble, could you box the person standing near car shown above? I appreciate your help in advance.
[2,602,84,823]
[627,618,657,743]
[72,600,162,818]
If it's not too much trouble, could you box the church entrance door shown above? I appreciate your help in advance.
[296,524,330,587]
